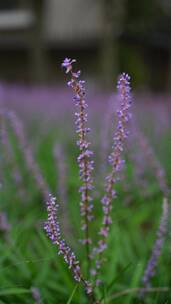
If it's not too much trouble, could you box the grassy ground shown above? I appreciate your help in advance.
[0,92,171,304]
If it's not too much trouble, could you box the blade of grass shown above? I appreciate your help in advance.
[106,262,132,293]
[0,288,30,296]
[66,284,79,304]
[106,287,169,302]
[99,262,133,303]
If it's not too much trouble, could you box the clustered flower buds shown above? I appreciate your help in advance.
[91,73,132,275]
[44,195,82,282]
[44,194,92,296]
[62,58,94,248]
[45,62,133,295]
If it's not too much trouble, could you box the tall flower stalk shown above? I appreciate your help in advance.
[62,58,94,274]
[91,73,132,280]
[44,194,93,296]
[140,198,169,297]
[45,60,133,301]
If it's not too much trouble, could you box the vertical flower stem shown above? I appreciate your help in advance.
[90,73,132,284]
[62,58,94,278]
[79,95,91,274]
[44,194,93,297]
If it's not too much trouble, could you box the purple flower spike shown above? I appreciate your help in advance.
[62,58,94,268]
[140,198,169,297]
[44,194,93,294]
[91,72,132,273]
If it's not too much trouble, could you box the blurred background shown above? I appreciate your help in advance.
[0,2,171,303]
[0,0,171,91]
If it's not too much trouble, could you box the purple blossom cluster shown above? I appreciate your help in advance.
[94,73,132,259]
[62,59,94,249]
[141,198,168,294]
[1,59,170,302]
[44,194,92,294]
[44,59,169,300]
[45,59,133,298]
